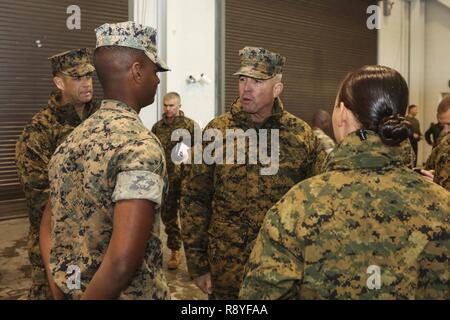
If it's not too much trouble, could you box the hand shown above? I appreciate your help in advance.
[48,278,65,300]
[193,273,212,295]
[417,169,434,181]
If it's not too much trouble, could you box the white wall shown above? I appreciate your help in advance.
[409,0,426,117]
[378,0,450,165]
[132,0,217,130]
[377,0,410,79]
[132,0,167,130]
[165,0,216,129]
[437,0,450,8]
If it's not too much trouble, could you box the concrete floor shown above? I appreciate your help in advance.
[0,217,207,300]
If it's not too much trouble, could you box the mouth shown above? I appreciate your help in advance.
[242,97,253,103]
[80,91,92,98]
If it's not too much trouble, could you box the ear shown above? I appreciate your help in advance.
[273,82,284,98]
[340,102,362,129]
[335,102,347,127]
[131,61,144,84]
[53,76,65,91]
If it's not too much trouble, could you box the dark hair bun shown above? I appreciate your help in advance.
[378,114,411,146]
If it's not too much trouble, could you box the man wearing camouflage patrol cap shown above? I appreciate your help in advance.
[40,21,170,299]
[15,48,99,300]
[181,46,324,299]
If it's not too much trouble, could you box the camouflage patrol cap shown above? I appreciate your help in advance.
[48,48,95,77]
[233,46,286,80]
[95,21,170,72]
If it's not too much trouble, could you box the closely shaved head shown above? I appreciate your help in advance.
[164,91,181,102]
[93,46,160,109]
[163,91,181,119]
[94,46,147,88]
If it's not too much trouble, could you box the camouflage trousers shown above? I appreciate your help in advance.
[27,231,52,300]
[161,178,182,251]
[207,237,252,300]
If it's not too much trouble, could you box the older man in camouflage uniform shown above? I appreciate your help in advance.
[15,48,98,299]
[181,47,323,299]
[151,92,199,270]
[40,21,170,299]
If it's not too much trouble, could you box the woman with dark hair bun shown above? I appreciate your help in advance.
[334,65,411,146]
[240,65,449,300]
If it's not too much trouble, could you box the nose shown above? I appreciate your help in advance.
[81,77,91,87]
[242,78,253,92]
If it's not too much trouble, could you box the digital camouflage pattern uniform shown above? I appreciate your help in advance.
[313,127,336,154]
[181,46,324,300]
[240,131,450,300]
[151,111,199,251]
[15,48,98,300]
[425,131,448,170]
[94,21,169,72]
[46,21,171,300]
[431,133,450,190]
[405,114,421,166]
[400,138,416,169]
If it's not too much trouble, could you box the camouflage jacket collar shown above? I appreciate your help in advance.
[326,130,411,172]
[230,97,284,129]
[49,90,98,125]
[436,130,449,145]
[99,99,139,116]
[161,110,186,126]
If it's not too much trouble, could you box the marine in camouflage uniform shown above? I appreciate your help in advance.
[151,105,199,267]
[181,47,324,299]
[46,22,171,299]
[15,48,98,300]
[48,99,170,299]
[240,131,450,300]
